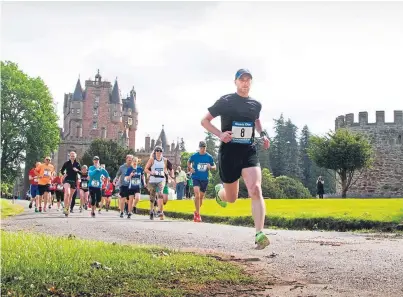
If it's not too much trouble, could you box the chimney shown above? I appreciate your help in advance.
[145,135,151,152]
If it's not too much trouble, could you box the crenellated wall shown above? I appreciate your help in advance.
[335,110,403,197]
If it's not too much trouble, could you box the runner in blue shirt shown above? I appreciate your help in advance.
[124,157,145,219]
[88,156,110,218]
[187,141,216,222]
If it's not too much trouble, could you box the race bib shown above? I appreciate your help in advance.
[91,180,100,187]
[82,181,88,188]
[197,163,208,172]
[231,121,253,144]
[131,178,141,186]
[44,169,51,177]
[155,168,164,177]
[57,185,64,191]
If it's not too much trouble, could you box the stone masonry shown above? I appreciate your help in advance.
[335,110,403,197]
[54,70,183,172]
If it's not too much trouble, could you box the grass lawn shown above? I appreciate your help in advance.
[135,198,403,230]
[1,231,254,297]
[0,199,24,219]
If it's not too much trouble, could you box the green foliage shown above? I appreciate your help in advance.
[180,151,194,170]
[204,131,219,162]
[0,183,13,196]
[1,231,253,297]
[81,139,135,179]
[0,200,24,219]
[308,128,374,197]
[274,176,312,199]
[134,199,403,231]
[260,168,286,198]
[298,125,336,196]
[1,61,60,182]
[270,115,300,179]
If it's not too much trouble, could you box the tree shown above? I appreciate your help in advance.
[256,129,271,171]
[1,61,60,187]
[307,128,374,198]
[180,151,194,169]
[81,139,135,179]
[270,115,300,178]
[205,131,219,162]
[284,119,300,178]
[269,114,287,177]
[179,138,186,152]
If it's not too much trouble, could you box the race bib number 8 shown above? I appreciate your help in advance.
[91,180,100,187]
[231,121,253,144]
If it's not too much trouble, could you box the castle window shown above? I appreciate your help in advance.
[95,95,100,103]
[92,121,98,129]
[93,108,98,116]
[114,111,118,117]
[128,117,133,125]
[76,108,80,114]
[398,135,402,145]
[71,108,75,114]
[128,108,132,114]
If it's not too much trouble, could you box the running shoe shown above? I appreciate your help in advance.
[29,202,32,209]
[120,212,124,218]
[255,231,270,250]
[214,184,227,208]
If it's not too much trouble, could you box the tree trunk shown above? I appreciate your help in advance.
[341,170,347,198]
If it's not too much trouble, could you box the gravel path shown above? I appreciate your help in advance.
[2,200,403,297]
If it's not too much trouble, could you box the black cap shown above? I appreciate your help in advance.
[93,156,100,160]
[235,69,252,80]
[154,146,163,152]
[199,141,206,147]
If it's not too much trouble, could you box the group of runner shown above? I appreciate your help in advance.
[27,69,270,249]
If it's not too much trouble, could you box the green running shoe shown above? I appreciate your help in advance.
[214,184,227,208]
[255,231,270,250]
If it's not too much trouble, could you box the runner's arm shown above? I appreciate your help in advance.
[88,166,97,177]
[60,162,66,175]
[144,158,153,175]
[201,112,222,138]
[255,118,266,136]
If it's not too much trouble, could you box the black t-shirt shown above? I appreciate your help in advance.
[60,160,81,181]
[208,93,262,147]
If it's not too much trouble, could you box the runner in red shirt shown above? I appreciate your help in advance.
[28,162,41,211]
[103,181,114,212]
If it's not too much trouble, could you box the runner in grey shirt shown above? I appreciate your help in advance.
[113,155,133,218]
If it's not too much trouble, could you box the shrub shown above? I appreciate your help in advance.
[274,176,312,198]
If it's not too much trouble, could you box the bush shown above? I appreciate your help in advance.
[274,176,312,198]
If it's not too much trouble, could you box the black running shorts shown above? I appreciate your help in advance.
[38,184,50,195]
[64,180,76,189]
[89,187,102,207]
[218,143,260,184]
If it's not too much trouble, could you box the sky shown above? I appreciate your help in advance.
[2,1,403,152]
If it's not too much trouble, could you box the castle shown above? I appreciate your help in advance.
[53,70,182,171]
[335,110,403,197]
[135,125,182,168]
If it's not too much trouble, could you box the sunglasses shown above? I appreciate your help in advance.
[46,159,51,161]
[155,150,162,152]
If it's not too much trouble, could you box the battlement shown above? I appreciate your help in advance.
[335,110,403,130]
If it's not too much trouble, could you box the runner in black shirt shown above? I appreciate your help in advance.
[201,69,271,249]
[60,151,82,216]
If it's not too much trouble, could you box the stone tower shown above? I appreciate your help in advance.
[335,110,403,197]
[54,70,139,171]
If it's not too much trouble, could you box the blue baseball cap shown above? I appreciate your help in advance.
[235,69,253,80]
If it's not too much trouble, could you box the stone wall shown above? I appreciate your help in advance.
[335,110,403,197]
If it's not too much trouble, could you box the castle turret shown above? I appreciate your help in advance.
[334,110,403,197]
[171,141,175,152]
[151,138,155,149]
[110,79,122,124]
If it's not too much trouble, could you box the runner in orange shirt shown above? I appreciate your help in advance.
[35,156,55,212]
